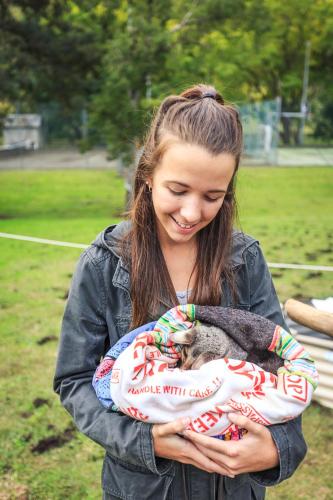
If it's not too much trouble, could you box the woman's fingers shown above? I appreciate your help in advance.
[227,413,264,434]
[152,419,234,474]
[181,439,234,475]
[183,430,247,477]
[185,414,279,475]
[152,417,190,438]
[183,413,263,454]
[183,429,238,456]
[152,415,273,477]
[193,442,236,476]
[153,414,278,476]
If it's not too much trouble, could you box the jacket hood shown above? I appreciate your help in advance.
[91,220,131,257]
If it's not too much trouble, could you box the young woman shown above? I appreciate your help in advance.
[54,84,307,499]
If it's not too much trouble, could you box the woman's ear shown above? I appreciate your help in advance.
[146,174,154,189]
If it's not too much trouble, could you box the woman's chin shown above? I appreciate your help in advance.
[164,226,199,245]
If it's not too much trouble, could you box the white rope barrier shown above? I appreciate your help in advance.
[267,262,333,272]
[0,231,332,272]
[0,232,88,249]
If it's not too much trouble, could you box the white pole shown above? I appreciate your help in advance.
[299,40,311,145]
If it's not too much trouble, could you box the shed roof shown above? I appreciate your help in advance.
[4,114,42,129]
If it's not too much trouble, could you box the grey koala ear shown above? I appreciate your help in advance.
[169,327,198,345]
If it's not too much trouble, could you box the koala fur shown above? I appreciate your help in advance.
[169,322,247,370]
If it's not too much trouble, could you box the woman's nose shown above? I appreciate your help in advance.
[179,199,202,223]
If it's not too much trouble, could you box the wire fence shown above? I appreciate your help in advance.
[3,100,333,167]
[240,98,281,165]
[1,232,332,272]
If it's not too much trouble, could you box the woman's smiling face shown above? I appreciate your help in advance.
[149,140,236,247]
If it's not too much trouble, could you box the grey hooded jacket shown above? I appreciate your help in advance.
[53,222,307,499]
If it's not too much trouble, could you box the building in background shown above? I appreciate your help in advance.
[3,114,43,150]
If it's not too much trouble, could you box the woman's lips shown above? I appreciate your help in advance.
[170,215,198,233]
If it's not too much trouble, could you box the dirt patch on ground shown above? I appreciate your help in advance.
[33,398,50,408]
[306,271,323,279]
[20,398,50,418]
[22,433,32,443]
[305,252,318,261]
[37,335,58,345]
[318,247,332,254]
[31,424,76,454]
[20,411,33,419]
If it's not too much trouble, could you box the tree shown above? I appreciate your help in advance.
[89,0,173,163]
[1,0,332,149]
[0,0,110,137]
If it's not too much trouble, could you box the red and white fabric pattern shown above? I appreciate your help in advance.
[109,305,318,439]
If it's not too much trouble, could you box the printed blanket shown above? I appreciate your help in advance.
[93,305,318,439]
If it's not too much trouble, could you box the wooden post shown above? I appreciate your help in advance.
[285,299,333,337]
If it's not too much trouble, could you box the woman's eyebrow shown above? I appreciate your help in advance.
[166,180,226,193]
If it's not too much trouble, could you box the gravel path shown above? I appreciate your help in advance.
[0,147,117,170]
[1,146,332,170]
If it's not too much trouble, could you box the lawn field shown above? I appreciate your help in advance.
[0,167,332,499]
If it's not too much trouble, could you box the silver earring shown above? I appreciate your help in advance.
[146,182,152,192]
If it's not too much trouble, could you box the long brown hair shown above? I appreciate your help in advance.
[122,84,243,328]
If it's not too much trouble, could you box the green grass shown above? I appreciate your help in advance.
[0,167,332,499]
[236,167,333,301]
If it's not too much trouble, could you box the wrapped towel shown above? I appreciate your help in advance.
[93,305,318,439]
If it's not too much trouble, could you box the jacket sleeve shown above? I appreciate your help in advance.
[53,250,171,475]
[245,242,307,486]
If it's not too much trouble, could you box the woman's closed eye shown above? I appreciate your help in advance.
[205,195,224,203]
[168,188,223,203]
[168,188,186,196]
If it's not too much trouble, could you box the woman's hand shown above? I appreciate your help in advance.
[183,413,279,476]
[152,418,236,476]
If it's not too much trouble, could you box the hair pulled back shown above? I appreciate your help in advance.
[123,84,243,328]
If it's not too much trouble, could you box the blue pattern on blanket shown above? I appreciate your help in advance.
[93,321,156,408]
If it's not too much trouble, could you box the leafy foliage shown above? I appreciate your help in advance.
[1,0,332,154]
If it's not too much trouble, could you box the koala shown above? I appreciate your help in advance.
[169,323,247,370]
